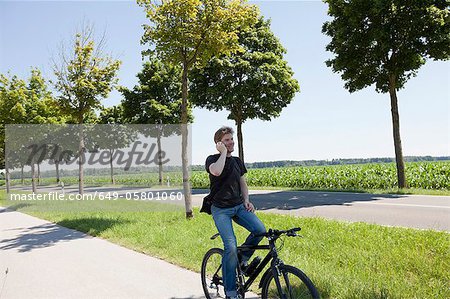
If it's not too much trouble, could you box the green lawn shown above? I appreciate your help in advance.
[1,190,448,298]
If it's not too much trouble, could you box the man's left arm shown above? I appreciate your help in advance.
[240,176,255,212]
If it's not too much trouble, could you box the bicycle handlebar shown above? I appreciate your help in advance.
[210,227,301,240]
[253,227,301,238]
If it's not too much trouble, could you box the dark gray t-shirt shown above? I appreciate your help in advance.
[205,154,247,208]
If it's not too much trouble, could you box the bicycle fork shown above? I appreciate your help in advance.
[271,259,289,299]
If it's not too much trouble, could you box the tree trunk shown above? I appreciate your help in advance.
[37,163,41,185]
[31,163,37,193]
[21,165,24,185]
[181,63,193,219]
[55,160,60,184]
[388,74,407,189]
[78,123,84,195]
[5,167,10,194]
[109,149,115,185]
[236,115,244,163]
[157,130,163,185]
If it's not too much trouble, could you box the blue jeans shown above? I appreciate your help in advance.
[211,203,266,298]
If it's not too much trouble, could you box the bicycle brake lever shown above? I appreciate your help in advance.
[287,232,303,237]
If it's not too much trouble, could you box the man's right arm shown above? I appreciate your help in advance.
[209,151,227,176]
[208,142,227,176]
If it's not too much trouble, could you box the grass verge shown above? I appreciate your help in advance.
[0,190,448,298]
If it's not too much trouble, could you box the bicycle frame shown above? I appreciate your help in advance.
[237,237,286,294]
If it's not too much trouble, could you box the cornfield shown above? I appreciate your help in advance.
[192,161,450,190]
[4,161,449,191]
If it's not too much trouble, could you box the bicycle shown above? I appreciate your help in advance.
[201,227,320,299]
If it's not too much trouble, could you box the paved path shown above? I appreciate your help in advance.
[0,208,203,299]
[0,205,261,299]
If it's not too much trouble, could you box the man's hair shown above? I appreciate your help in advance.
[214,126,234,143]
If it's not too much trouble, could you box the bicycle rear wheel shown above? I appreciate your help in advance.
[261,264,319,299]
[201,248,226,299]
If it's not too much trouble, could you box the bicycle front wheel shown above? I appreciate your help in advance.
[201,248,226,299]
[261,264,319,299]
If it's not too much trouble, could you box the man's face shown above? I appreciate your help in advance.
[220,133,234,153]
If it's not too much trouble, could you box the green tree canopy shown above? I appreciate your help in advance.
[0,69,66,192]
[53,27,121,124]
[322,0,450,188]
[92,105,136,184]
[190,16,300,162]
[98,105,126,124]
[121,59,193,184]
[0,69,63,125]
[138,0,258,68]
[120,59,186,125]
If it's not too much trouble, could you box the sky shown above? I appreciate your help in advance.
[1,0,449,165]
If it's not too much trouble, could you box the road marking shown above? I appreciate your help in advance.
[348,202,450,209]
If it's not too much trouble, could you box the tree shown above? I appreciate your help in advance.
[121,59,192,185]
[47,137,73,185]
[0,74,28,194]
[0,69,65,193]
[322,0,450,188]
[52,24,121,194]
[190,16,300,162]
[138,0,258,218]
[96,105,136,185]
[26,69,66,190]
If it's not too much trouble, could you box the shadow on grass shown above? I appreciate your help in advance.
[56,217,130,236]
[314,279,399,299]
[346,288,396,299]
[152,280,395,299]
[0,202,32,211]
[0,217,129,252]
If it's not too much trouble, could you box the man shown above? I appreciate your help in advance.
[205,126,266,299]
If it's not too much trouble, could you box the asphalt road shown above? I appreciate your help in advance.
[193,190,450,231]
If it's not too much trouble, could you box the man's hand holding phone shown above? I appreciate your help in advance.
[216,142,227,154]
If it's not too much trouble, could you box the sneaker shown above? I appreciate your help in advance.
[239,260,249,273]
